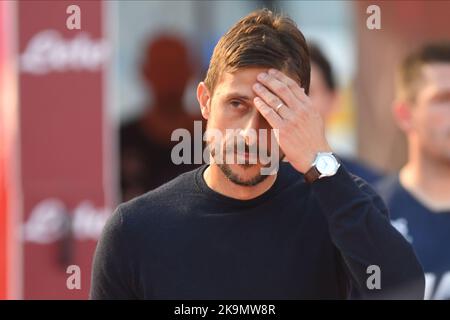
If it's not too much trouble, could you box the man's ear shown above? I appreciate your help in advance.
[197,82,211,120]
[392,99,414,133]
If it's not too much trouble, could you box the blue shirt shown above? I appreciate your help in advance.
[376,175,450,300]
[341,156,383,186]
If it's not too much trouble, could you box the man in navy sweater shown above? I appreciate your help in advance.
[91,9,424,300]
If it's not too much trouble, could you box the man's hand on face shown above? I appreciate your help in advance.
[252,68,332,174]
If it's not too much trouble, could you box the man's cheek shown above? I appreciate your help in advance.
[425,125,450,153]
[430,115,450,139]
[415,113,435,138]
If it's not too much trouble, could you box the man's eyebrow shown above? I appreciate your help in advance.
[430,89,450,100]
[222,92,253,101]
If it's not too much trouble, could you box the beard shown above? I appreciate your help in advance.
[217,162,270,186]
[209,138,282,187]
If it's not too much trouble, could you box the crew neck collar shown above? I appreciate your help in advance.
[194,164,286,209]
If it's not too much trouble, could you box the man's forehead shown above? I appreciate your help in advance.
[422,63,450,85]
[214,67,269,96]
[417,64,450,100]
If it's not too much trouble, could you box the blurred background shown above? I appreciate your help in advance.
[1,0,449,299]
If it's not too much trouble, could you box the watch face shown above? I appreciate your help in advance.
[315,153,339,176]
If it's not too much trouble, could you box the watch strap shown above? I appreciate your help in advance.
[304,165,321,184]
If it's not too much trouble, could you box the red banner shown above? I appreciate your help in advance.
[17,0,113,299]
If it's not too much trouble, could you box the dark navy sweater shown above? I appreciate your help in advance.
[91,163,424,299]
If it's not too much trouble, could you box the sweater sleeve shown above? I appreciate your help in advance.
[310,165,425,299]
[90,205,138,299]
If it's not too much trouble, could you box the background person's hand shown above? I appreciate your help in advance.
[252,68,332,174]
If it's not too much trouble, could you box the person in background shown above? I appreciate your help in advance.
[308,44,383,184]
[120,35,204,201]
[376,42,450,299]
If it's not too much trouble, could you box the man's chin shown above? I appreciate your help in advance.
[217,163,268,187]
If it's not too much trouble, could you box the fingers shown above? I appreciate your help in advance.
[252,69,316,129]
[253,96,283,129]
[252,82,293,120]
[255,71,299,110]
[266,69,312,107]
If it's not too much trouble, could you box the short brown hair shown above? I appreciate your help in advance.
[204,9,310,95]
[397,41,450,102]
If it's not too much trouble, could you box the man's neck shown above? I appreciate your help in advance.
[203,164,277,200]
[399,157,450,212]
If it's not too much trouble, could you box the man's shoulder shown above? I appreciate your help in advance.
[116,166,203,226]
[374,174,419,220]
[375,175,429,221]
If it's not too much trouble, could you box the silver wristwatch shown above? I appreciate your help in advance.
[304,152,341,183]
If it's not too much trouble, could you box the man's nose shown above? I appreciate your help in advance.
[240,110,267,145]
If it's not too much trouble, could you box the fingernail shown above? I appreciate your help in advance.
[258,73,267,80]
[253,83,262,91]
[268,69,277,75]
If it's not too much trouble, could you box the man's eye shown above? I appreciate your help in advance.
[433,93,450,105]
[230,100,242,108]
